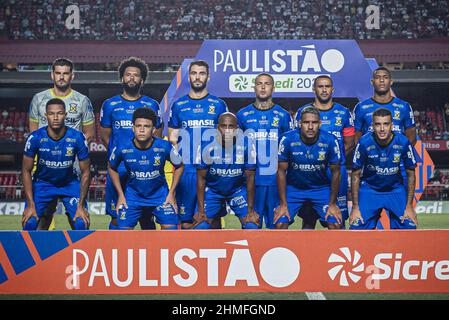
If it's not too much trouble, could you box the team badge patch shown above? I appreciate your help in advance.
[394,110,401,120]
[272,117,280,127]
[69,103,77,113]
[65,146,74,156]
[318,151,326,161]
[208,106,216,114]
[154,156,161,166]
[393,153,401,163]
[335,116,342,126]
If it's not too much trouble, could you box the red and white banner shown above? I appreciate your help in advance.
[1,230,449,294]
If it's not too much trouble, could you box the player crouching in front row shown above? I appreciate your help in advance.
[22,98,91,230]
[350,108,418,229]
[274,106,343,229]
[193,112,260,229]
[108,108,184,230]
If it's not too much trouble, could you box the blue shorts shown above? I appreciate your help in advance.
[298,166,349,223]
[176,171,197,222]
[350,184,416,230]
[105,168,127,219]
[117,202,179,229]
[204,187,249,221]
[254,185,279,229]
[276,185,338,225]
[27,180,86,222]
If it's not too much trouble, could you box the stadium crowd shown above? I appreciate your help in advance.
[1,0,448,41]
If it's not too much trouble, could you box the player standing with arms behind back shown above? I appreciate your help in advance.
[295,75,354,229]
[168,60,228,229]
[237,73,293,229]
[101,57,163,230]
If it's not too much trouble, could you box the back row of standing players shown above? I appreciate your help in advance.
[21,56,418,230]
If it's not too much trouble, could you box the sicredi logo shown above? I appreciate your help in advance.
[71,240,301,289]
[328,248,449,287]
[328,247,365,286]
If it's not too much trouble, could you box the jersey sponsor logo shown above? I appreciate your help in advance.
[182,119,215,128]
[209,168,243,176]
[66,138,77,143]
[122,149,134,154]
[39,148,51,152]
[247,131,278,140]
[292,163,323,171]
[114,120,133,129]
[177,100,189,106]
[51,150,62,156]
[243,111,254,116]
[208,98,219,103]
[361,104,373,110]
[193,108,204,113]
[110,100,122,106]
[39,159,73,168]
[133,170,161,179]
[180,107,191,112]
[366,165,399,175]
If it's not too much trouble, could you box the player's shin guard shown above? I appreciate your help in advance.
[23,216,38,230]
[74,218,87,230]
[193,221,211,229]
[242,222,260,229]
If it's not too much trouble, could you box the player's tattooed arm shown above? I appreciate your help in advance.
[350,169,364,225]
[404,127,417,146]
[75,159,91,228]
[327,164,342,224]
[344,135,355,159]
[354,131,363,146]
[274,161,290,226]
[404,168,418,226]
[21,156,37,226]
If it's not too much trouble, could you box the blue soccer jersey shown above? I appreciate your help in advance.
[237,104,293,186]
[168,94,228,173]
[295,102,354,164]
[352,132,417,191]
[100,95,162,159]
[197,138,256,196]
[278,130,341,190]
[353,97,415,135]
[24,127,89,187]
[109,137,182,206]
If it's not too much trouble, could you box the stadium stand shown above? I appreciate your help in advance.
[1,0,448,41]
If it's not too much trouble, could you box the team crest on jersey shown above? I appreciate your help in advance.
[154,156,161,166]
[69,103,77,113]
[335,116,342,126]
[208,106,216,114]
[318,151,326,161]
[393,153,401,163]
[394,110,401,120]
[272,117,280,127]
[236,154,244,164]
[65,147,74,156]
